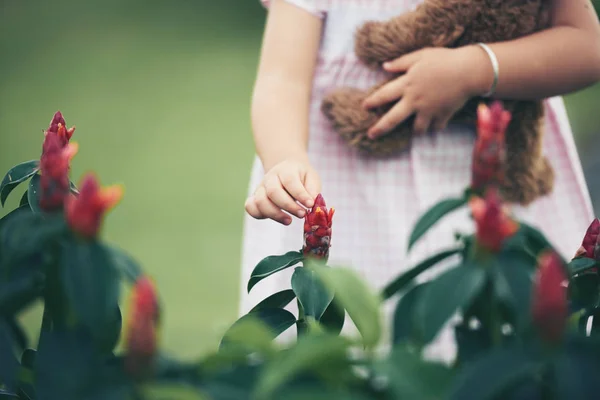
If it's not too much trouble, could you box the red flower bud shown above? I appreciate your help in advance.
[573,219,600,260]
[471,102,510,191]
[531,251,568,344]
[469,187,518,253]
[64,174,123,239]
[124,276,160,378]
[39,132,78,212]
[302,194,334,260]
[44,111,75,148]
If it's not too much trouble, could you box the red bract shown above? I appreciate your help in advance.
[64,174,123,239]
[573,218,600,260]
[469,187,518,253]
[44,111,75,148]
[531,251,568,344]
[39,133,78,212]
[124,276,160,378]
[303,194,335,260]
[471,102,510,191]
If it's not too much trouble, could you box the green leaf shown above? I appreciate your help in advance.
[417,263,487,343]
[0,161,39,207]
[255,333,352,398]
[247,251,303,293]
[393,283,428,346]
[26,174,41,214]
[447,346,540,400]
[220,308,296,350]
[319,298,345,335]
[19,190,29,207]
[249,290,296,314]
[518,222,556,257]
[492,251,535,330]
[0,271,44,317]
[382,248,461,300]
[291,267,334,321]
[0,319,20,390]
[311,264,382,348]
[141,384,207,400]
[0,210,66,268]
[408,196,467,252]
[285,389,371,400]
[106,245,143,284]
[552,349,600,399]
[61,240,121,346]
[372,345,454,399]
[569,257,598,276]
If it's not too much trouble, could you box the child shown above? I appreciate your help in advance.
[240,0,600,363]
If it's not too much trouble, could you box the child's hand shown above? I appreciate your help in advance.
[363,46,489,138]
[245,156,321,225]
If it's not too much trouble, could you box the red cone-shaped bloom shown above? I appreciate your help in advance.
[64,173,123,239]
[302,194,334,260]
[124,276,160,378]
[471,102,510,191]
[469,187,518,253]
[531,251,568,344]
[39,132,78,212]
[44,111,75,148]
[573,219,600,260]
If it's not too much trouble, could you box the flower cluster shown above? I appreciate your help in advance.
[302,194,335,261]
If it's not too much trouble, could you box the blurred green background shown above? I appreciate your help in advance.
[2,0,600,361]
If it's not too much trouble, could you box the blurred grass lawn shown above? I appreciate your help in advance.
[1,0,600,364]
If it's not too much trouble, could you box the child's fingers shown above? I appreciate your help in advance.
[247,187,292,225]
[368,99,413,138]
[264,176,306,218]
[303,169,322,200]
[383,50,422,72]
[363,77,406,109]
[280,172,313,210]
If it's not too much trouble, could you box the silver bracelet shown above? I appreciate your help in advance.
[476,42,499,98]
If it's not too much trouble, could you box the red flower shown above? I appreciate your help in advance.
[471,102,510,191]
[64,174,123,239]
[302,194,335,260]
[573,219,600,260]
[39,133,78,211]
[531,251,568,344]
[469,187,518,253]
[44,111,75,148]
[124,276,160,378]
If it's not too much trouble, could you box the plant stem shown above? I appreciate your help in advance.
[296,299,307,337]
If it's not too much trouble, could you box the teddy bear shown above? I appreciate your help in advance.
[320,0,553,206]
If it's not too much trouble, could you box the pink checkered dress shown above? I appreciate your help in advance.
[239,0,595,363]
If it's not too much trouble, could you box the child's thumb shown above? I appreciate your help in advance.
[304,169,322,200]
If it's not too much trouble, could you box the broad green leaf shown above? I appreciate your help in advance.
[382,248,461,299]
[569,257,598,276]
[0,210,66,268]
[319,297,345,335]
[0,319,20,390]
[34,328,105,400]
[519,222,555,255]
[27,174,41,214]
[447,346,540,400]
[142,384,207,400]
[61,240,120,346]
[311,264,382,348]
[247,251,303,293]
[0,271,44,317]
[569,273,600,310]
[408,196,467,252]
[417,263,487,343]
[291,267,334,321]
[255,333,352,398]
[19,190,29,207]
[200,364,260,400]
[393,283,428,346]
[106,245,143,284]
[220,308,296,350]
[454,322,492,366]
[249,290,296,314]
[0,161,39,207]
[492,251,535,330]
[372,345,454,399]
[551,349,600,400]
[219,312,282,353]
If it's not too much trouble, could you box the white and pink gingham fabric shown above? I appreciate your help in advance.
[239,0,595,363]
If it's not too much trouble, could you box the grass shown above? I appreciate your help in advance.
[1,0,600,365]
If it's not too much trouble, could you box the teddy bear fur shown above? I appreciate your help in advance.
[321,0,554,206]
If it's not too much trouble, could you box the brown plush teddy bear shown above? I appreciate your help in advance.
[321,0,553,206]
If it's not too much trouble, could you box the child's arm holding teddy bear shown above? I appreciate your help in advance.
[366,0,600,138]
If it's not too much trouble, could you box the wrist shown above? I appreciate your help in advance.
[463,44,498,97]
[261,148,309,172]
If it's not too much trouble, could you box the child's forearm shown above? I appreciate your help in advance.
[467,26,600,100]
[251,77,312,171]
